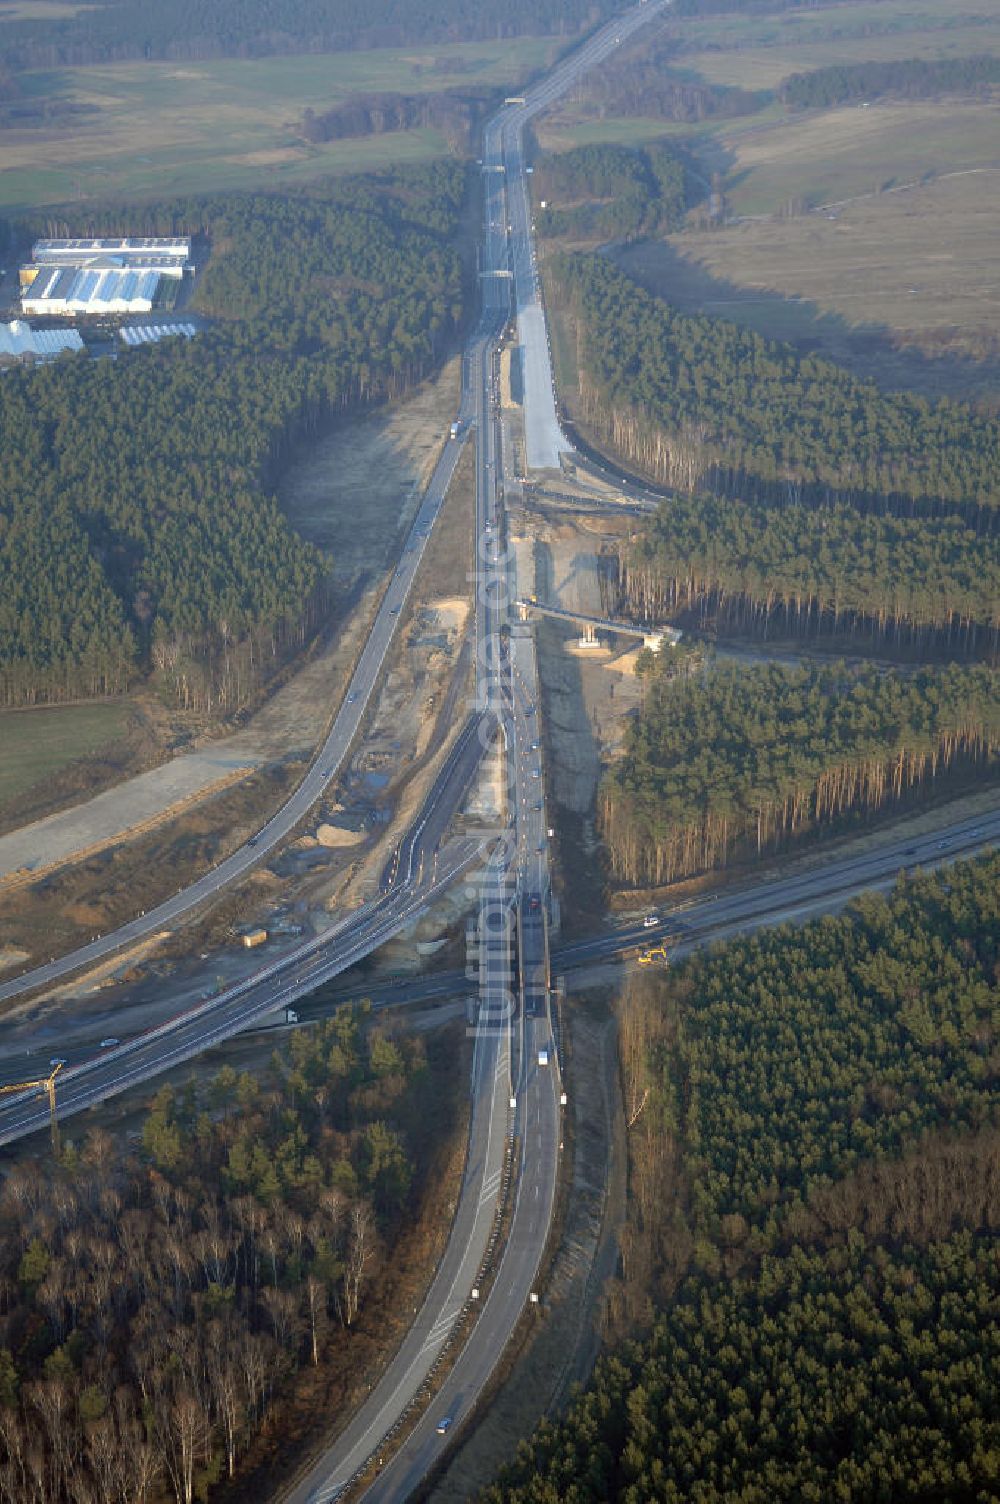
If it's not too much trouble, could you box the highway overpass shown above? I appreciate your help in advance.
[516,597,681,651]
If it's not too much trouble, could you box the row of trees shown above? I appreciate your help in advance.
[20,159,467,245]
[300,88,496,155]
[611,494,1000,650]
[601,661,1000,883]
[572,26,759,123]
[0,165,467,708]
[0,1006,450,1503]
[781,53,1000,109]
[551,252,1000,519]
[533,143,689,242]
[0,94,98,129]
[0,0,620,70]
[673,0,862,14]
[484,854,1000,1499]
[0,503,138,704]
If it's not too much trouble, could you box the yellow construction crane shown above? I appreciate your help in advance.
[0,1062,63,1154]
[637,944,669,966]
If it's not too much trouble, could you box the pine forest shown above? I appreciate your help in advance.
[612,494,999,654]
[0,164,466,710]
[485,854,1000,1502]
[551,252,1000,520]
[602,661,1000,884]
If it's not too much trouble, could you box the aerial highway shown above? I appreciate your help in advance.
[0,833,486,1149]
[0,706,492,1096]
[284,959,511,1504]
[565,804,1000,968]
[503,0,670,470]
[254,803,1000,1035]
[379,709,495,894]
[283,10,673,1501]
[3,0,996,1499]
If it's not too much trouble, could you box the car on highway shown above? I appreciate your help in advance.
[435,1416,453,1435]
[347,692,358,704]
[322,768,332,778]
[247,836,258,847]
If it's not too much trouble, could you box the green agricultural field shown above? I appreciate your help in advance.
[0,1,97,19]
[535,99,788,156]
[0,128,453,209]
[615,151,1000,401]
[673,0,1000,89]
[682,23,1000,93]
[716,100,1000,217]
[0,701,129,811]
[535,114,704,153]
[0,35,559,209]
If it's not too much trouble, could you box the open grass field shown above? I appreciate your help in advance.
[682,23,1000,92]
[530,104,785,154]
[0,701,129,811]
[715,99,1000,217]
[0,1,96,19]
[534,112,712,153]
[525,0,1000,408]
[0,35,559,209]
[673,0,1000,90]
[613,165,1000,404]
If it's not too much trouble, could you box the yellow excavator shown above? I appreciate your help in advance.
[637,943,669,966]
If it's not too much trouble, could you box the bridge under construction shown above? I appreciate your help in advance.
[516,597,681,652]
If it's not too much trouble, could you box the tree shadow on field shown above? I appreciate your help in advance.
[608,237,1000,409]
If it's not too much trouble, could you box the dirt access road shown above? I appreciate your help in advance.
[0,362,459,897]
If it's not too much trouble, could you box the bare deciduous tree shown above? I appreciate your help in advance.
[341,1202,374,1328]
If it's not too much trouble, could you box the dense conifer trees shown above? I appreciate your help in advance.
[484,855,1000,1502]
[552,254,1000,519]
[0,165,466,708]
[615,495,999,651]
[0,0,619,70]
[781,55,1000,109]
[534,144,689,242]
[602,661,1000,883]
